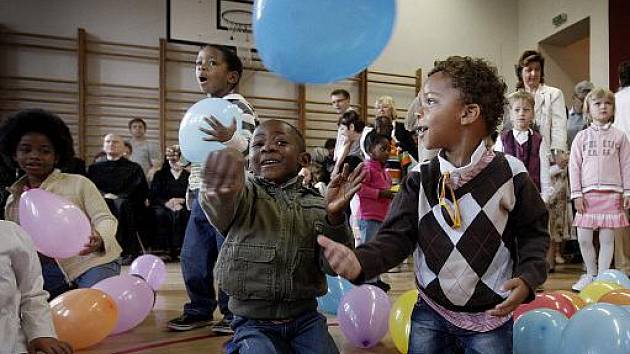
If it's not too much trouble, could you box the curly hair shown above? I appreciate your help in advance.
[0,109,75,168]
[429,56,507,134]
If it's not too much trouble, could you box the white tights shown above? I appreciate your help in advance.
[577,228,615,276]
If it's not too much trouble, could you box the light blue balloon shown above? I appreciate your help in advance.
[317,275,353,315]
[178,98,242,163]
[253,0,396,84]
[513,309,568,354]
[559,303,630,354]
[596,269,630,289]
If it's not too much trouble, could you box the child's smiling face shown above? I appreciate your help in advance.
[249,120,309,185]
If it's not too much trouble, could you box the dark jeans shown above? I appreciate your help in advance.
[227,311,339,354]
[40,255,121,300]
[408,300,512,354]
[180,192,230,319]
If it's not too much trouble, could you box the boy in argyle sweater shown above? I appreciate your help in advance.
[318,56,550,354]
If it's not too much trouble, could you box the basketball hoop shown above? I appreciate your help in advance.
[221,8,253,65]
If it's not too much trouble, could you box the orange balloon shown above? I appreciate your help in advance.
[50,288,118,350]
[598,288,630,306]
[553,290,586,310]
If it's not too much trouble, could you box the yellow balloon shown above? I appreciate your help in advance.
[50,288,118,350]
[579,281,623,304]
[389,289,419,354]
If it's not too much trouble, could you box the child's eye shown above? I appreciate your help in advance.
[276,140,288,146]
[426,98,437,105]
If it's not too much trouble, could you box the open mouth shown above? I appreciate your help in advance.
[198,76,208,83]
[261,159,281,166]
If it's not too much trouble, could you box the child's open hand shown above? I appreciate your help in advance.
[485,277,530,317]
[202,147,244,196]
[200,116,237,143]
[325,163,366,223]
[317,235,361,281]
[28,337,73,354]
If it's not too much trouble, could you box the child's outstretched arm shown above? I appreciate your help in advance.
[8,222,73,353]
[325,163,366,225]
[199,147,246,233]
[319,171,422,282]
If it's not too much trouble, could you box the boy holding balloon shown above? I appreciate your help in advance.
[0,220,73,354]
[0,109,122,299]
[199,119,363,354]
[318,56,550,354]
[167,44,258,333]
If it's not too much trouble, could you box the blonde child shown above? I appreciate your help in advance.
[569,87,630,291]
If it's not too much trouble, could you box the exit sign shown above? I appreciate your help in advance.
[553,13,568,27]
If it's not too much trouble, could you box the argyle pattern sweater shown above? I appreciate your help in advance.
[355,152,550,312]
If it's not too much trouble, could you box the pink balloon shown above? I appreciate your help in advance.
[337,285,391,348]
[19,189,91,258]
[92,275,155,335]
[128,254,167,290]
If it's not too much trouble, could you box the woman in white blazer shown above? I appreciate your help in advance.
[515,50,570,271]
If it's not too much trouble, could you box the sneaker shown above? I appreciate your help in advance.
[555,255,566,264]
[571,274,594,292]
[167,314,212,331]
[211,316,234,335]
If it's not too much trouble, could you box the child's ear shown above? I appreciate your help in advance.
[227,71,240,88]
[461,104,481,126]
[298,152,311,168]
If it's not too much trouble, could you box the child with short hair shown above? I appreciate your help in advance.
[319,56,550,354]
[199,119,362,354]
[357,132,393,292]
[167,44,258,333]
[1,220,73,354]
[569,87,630,291]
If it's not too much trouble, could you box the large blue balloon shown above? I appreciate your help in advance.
[513,309,568,354]
[596,269,630,289]
[253,0,396,84]
[559,303,630,354]
[317,275,353,315]
[178,98,242,163]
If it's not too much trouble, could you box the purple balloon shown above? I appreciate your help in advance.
[337,285,391,348]
[92,274,155,335]
[128,254,167,290]
[19,189,91,258]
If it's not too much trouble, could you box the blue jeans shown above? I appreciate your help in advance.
[408,300,512,354]
[227,311,339,354]
[180,191,230,319]
[358,219,382,283]
[41,257,121,299]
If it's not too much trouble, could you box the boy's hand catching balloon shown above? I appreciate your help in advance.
[485,277,530,317]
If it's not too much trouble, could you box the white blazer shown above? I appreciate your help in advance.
[533,84,568,152]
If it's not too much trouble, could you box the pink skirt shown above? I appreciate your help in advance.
[573,192,629,229]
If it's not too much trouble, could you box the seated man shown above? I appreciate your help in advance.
[88,134,149,264]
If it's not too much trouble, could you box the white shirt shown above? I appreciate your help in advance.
[613,86,630,137]
[493,129,554,203]
[0,221,56,353]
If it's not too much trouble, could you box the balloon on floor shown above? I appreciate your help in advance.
[50,288,118,349]
[317,275,353,315]
[129,254,167,290]
[513,308,568,354]
[389,289,419,354]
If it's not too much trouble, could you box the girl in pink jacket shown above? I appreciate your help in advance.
[569,88,630,291]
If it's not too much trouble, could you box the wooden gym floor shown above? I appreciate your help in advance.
[80,262,582,354]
